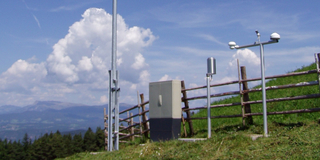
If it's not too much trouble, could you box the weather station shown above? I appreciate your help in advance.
[228,31,280,137]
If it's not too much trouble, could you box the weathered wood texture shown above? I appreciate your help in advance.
[181,81,194,136]
[241,66,253,125]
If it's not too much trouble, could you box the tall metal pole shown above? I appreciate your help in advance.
[108,0,119,151]
[259,43,268,137]
[257,31,268,137]
[206,75,211,138]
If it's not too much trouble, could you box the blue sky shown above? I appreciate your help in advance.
[0,0,320,107]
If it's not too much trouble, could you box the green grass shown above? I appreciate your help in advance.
[59,63,320,159]
[191,63,320,137]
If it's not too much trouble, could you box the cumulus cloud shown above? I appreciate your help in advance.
[229,49,260,67]
[0,8,155,106]
[46,8,156,84]
[100,95,108,103]
[228,48,261,78]
[159,74,170,81]
[0,60,47,93]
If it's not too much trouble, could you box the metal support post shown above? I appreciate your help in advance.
[259,43,268,137]
[108,0,119,151]
[206,75,211,138]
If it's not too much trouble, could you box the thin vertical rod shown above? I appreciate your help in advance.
[108,72,113,151]
[207,75,211,138]
[111,0,117,71]
[114,71,119,150]
[260,44,268,137]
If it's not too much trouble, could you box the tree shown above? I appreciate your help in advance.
[95,127,105,150]
[11,140,25,160]
[51,130,65,158]
[0,138,6,159]
[62,134,73,157]
[29,133,54,160]
[22,133,31,159]
[72,133,84,153]
[83,127,98,151]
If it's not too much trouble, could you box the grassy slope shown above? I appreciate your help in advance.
[192,63,320,136]
[60,63,320,160]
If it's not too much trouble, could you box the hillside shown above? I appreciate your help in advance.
[191,63,320,136]
[50,63,320,159]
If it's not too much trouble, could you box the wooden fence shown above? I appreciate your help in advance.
[104,53,320,147]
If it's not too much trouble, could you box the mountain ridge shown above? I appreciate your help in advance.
[0,101,134,141]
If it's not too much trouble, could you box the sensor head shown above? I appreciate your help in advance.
[228,41,237,49]
[270,32,280,41]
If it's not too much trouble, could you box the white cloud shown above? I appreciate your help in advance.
[131,53,146,70]
[0,60,47,92]
[228,48,261,78]
[196,34,225,46]
[78,56,93,71]
[159,74,170,81]
[230,49,260,67]
[32,14,41,29]
[139,70,150,86]
[100,95,108,103]
[0,8,155,106]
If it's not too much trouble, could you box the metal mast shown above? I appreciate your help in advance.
[108,0,119,151]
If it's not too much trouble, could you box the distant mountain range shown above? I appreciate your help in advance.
[0,101,134,141]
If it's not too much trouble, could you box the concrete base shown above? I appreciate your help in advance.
[178,138,207,142]
[150,118,181,142]
[248,134,269,141]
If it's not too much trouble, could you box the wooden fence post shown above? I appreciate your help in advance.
[127,111,130,137]
[137,91,143,136]
[130,113,134,141]
[241,66,253,125]
[237,59,245,126]
[140,94,149,138]
[315,53,320,93]
[181,81,194,136]
[181,112,187,137]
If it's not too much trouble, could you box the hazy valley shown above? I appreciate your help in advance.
[0,101,133,140]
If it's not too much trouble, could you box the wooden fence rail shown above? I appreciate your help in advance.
[105,53,320,148]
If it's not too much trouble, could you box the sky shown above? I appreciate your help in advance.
[0,0,320,107]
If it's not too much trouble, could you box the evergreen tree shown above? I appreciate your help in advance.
[95,127,105,150]
[29,136,45,160]
[62,134,73,157]
[72,133,84,153]
[51,130,65,158]
[0,138,5,160]
[3,140,14,160]
[30,133,54,160]
[22,133,31,159]
[11,140,25,160]
[28,138,39,160]
[83,127,98,151]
